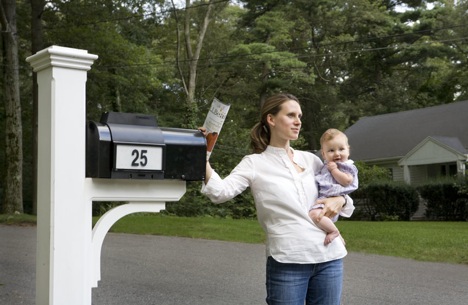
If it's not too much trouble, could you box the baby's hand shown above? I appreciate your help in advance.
[327,161,337,171]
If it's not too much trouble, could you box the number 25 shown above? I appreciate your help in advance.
[131,149,148,167]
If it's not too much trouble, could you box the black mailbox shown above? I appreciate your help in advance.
[86,112,206,180]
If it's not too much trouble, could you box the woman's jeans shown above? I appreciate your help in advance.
[266,256,343,305]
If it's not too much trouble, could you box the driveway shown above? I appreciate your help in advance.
[1,225,467,304]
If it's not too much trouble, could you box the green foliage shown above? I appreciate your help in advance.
[41,0,168,121]
[164,182,213,217]
[92,201,126,217]
[351,162,391,220]
[354,161,392,187]
[5,0,468,214]
[417,178,468,221]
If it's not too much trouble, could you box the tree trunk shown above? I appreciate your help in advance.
[185,0,213,103]
[171,0,214,128]
[30,0,45,215]
[1,0,24,214]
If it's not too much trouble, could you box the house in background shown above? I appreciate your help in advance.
[345,100,468,185]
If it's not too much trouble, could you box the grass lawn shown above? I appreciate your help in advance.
[106,214,266,244]
[2,213,467,264]
[0,213,37,225]
[337,221,468,265]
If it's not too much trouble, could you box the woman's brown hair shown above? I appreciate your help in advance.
[250,93,300,153]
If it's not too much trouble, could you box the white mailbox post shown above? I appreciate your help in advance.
[27,46,187,305]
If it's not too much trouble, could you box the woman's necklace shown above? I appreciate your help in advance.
[288,149,304,173]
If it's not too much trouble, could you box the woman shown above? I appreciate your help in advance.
[201,93,354,305]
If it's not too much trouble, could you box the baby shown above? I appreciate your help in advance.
[309,128,358,245]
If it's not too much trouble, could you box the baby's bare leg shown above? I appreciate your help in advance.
[309,209,343,245]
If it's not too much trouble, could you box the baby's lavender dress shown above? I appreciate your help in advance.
[312,160,358,222]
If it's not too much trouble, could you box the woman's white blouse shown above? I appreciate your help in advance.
[201,145,355,264]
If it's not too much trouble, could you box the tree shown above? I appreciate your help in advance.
[0,0,23,213]
[2,0,467,216]
[29,0,46,214]
[41,0,166,120]
[169,0,220,128]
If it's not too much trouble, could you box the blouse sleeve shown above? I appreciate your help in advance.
[201,156,254,204]
[340,195,355,218]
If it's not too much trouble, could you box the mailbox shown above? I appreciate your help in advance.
[86,112,206,180]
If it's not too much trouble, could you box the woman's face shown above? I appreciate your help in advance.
[267,99,302,143]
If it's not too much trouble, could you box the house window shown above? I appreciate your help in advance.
[427,165,438,179]
[441,164,457,177]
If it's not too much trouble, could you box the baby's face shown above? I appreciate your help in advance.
[321,134,350,163]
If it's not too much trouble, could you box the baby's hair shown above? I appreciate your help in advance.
[320,128,349,147]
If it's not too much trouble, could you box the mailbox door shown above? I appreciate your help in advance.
[161,127,206,181]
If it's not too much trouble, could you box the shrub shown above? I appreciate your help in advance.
[163,182,257,219]
[353,182,419,221]
[354,161,392,187]
[417,179,468,221]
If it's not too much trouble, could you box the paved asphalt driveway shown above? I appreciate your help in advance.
[1,225,467,305]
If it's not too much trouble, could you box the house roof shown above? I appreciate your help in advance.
[398,136,467,166]
[430,136,467,154]
[344,100,468,162]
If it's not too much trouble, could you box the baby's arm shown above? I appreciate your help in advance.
[327,161,353,186]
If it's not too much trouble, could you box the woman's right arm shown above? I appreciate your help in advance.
[201,156,253,204]
[199,126,214,184]
[205,161,213,184]
[199,126,252,203]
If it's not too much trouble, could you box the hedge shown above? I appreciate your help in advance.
[352,182,420,221]
[417,180,468,221]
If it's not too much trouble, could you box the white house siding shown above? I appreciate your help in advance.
[403,141,459,166]
[409,165,428,186]
[392,166,404,182]
[365,160,404,182]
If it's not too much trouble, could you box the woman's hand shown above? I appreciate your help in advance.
[315,196,345,222]
[198,127,208,136]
